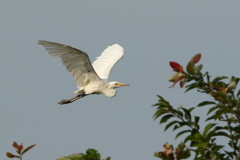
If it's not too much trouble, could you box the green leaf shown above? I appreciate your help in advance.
[82,154,100,160]
[66,153,84,160]
[154,152,173,160]
[230,76,240,87]
[194,142,208,150]
[86,149,98,155]
[205,72,210,81]
[215,103,226,108]
[181,108,191,121]
[230,99,237,107]
[215,126,226,130]
[175,110,183,117]
[197,101,216,107]
[160,114,174,124]
[152,103,170,109]
[152,109,168,120]
[223,150,234,159]
[215,108,228,119]
[207,107,218,115]
[205,114,217,122]
[156,95,170,105]
[194,116,200,124]
[228,81,237,89]
[173,124,180,131]
[213,131,229,138]
[186,62,195,75]
[216,81,227,88]
[175,142,191,159]
[164,120,179,131]
[232,126,240,133]
[194,116,200,130]
[6,152,19,159]
[188,107,195,112]
[194,132,204,140]
[205,129,217,141]
[212,76,228,86]
[202,123,216,138]
[233,133,240,140]
[215,92,228,101]
[56,157,71,160]
[185,83,199,93]
[237,89,240,97]
[175,130,191,139]
[178,121,189,128]
[72,149,100,160]
[195,64,203,75]
[184,135,195,143]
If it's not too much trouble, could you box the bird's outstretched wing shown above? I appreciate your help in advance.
[38,41,100,88]
[92,44,124,79]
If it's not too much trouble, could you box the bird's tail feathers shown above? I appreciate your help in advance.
[69,89,84,95]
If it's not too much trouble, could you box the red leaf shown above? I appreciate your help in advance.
[12,142,21,154]
[169,62,184,72]
[157,143,175,159]
[189,53,201,64]
[19,143,24,150]
[169,75,184,88]
[180,80,185,88]
[22,144,36,155]
[12,142,18,149]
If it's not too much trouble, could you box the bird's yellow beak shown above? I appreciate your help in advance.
[118,83,129,86]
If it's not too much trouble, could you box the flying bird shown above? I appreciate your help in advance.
[38,41,129,104]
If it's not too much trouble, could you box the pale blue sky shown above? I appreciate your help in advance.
[1,1,240,160]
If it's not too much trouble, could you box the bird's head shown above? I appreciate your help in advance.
[109,81,129,89]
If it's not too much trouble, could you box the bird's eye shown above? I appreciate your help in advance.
[115,83,118,85]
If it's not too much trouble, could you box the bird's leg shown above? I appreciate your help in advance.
[58,94,88,105]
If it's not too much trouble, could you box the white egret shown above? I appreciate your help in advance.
[38,41,129,104]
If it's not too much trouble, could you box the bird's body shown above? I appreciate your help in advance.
[73,80,118,97]
[38,41,128,103]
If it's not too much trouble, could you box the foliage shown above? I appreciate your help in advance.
[56,148,111,160]
[153,54,240,159]
[6,144,109,160]
[6,142,36,160]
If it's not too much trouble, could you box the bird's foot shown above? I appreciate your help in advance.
[58,99,72,105]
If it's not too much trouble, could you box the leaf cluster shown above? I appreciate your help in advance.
[6,142,36,160]
[56,149,110,160]
[154,57,240,159]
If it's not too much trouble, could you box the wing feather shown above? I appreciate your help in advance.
[38,40,100,88]
[92,44,124,79]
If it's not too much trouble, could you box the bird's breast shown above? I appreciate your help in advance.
[84,82,104,94]
[103,89,116,97]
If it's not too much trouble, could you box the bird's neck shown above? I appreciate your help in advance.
[103,84,116,97]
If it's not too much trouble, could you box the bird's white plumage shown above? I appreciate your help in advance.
[38,40,128,98]
[92,44,124,79]
[38,41,100,89]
